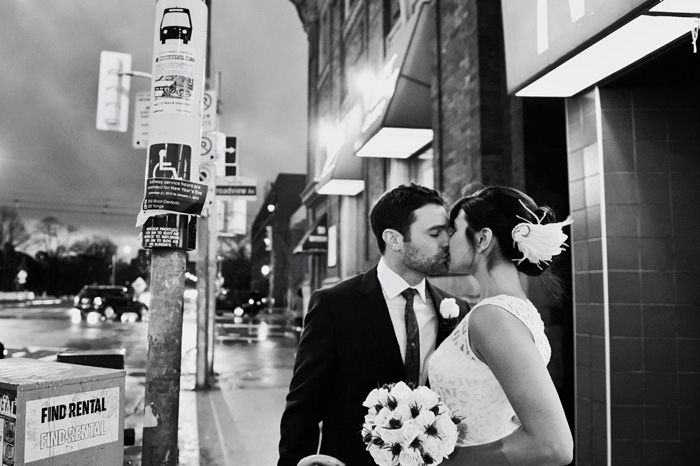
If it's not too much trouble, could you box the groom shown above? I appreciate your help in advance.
[278,184,470,466]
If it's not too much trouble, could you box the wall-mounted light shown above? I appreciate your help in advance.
[261,265,270,276]
[517,9,698,97]
[356,70,376,95]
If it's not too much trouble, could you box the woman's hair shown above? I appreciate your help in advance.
[370,183,445,254]
[449,186,558,276]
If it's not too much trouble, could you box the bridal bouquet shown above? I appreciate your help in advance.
[361,382,461,466]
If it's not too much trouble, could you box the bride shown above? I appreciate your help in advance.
[429,186,574,465]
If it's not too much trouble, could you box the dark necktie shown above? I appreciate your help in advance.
[401,288,420,386]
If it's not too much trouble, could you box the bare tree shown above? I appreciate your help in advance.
[31,217,78,259]
[31,217,78,295]
[0,206,30,248]
[0,206,30,290]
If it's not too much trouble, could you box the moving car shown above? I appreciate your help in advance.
[73,285,148,321]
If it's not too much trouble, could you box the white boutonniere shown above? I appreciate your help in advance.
[439,298,460,320]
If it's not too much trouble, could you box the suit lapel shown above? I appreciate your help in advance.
[359,267,405,375]
[426,281,452,346]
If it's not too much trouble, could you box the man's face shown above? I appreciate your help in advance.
[402,203,451,276]
[448,210,476,274]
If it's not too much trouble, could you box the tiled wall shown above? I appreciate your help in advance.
[567,86,700,465]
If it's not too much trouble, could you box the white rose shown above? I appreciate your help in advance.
[392,403,411,422]
[439,298,460,319]
[375,387,391,406]
[401,420,421,445]
[389,381,413,403]
[364,388,383,408]
[415,409,436,428]
[369,445,391,466]
[398,448,421,466]
[437,414,459,439]
[380,427,404,445]
[410,385,440,409]
[442,435,457,456]
[423,437,445,461]
[375,407,392,427]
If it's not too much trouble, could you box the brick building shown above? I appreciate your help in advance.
[288,0,699,464]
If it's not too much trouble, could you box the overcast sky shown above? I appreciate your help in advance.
[0,0,308,258]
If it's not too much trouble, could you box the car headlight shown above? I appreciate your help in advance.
[93,297,103,307]
[138,292,151,308]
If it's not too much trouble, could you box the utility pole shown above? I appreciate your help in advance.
[139,1,209,465]
[196,0,217,390]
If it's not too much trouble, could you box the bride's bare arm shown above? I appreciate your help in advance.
[448,304,573,466]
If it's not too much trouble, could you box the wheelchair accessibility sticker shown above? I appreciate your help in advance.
[148,142,191,179]
[142,143,208,216]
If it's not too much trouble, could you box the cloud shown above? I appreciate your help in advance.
[0,0,308,252]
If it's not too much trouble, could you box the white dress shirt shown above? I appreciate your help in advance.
[377,258,438,386]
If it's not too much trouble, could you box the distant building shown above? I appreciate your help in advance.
[249,173,306,308]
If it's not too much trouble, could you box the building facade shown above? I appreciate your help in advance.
[288,0,699,464]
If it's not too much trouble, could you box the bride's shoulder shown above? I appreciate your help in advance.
[468,296,532,332]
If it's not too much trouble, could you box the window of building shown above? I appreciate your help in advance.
[343,0,360,19]
[318,6,331,73]
[383,0,401,38]
[342,15,365,102]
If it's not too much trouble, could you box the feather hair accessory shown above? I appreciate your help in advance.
[511,200,573,268]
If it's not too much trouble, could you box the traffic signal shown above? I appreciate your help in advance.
[223,136,238,177]
[96,51,132,132]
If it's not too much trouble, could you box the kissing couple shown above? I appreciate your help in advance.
[278,183,574,466]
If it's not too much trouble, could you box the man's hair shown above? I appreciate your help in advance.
[369,184,445,254]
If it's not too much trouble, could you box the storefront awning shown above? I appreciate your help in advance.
[293,214,328,254]
[354,1,435,159]
[316,104,365,196]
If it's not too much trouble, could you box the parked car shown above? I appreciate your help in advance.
[73,285,148,321]
[216,289,265,318]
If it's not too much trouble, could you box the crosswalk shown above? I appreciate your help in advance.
[215,316,297,342]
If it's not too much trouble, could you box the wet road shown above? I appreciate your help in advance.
[0,300,297,465]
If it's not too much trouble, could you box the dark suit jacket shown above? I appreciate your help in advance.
[278,265,469,466]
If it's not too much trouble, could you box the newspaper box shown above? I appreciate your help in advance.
[0,358,125,466]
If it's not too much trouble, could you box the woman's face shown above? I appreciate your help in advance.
[448,210,476,274]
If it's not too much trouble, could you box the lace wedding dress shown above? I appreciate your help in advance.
[428,295,551,447]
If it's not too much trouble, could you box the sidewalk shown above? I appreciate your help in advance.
[124,311,296,466]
